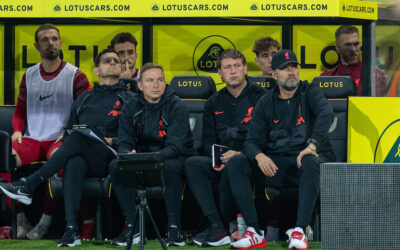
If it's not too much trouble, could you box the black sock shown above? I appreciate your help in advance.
[207,213,224,228]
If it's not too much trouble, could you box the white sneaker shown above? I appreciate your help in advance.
[26,223,49,240]
[17,223,33,239]
[286,227,309,250]
[230,227,267,249]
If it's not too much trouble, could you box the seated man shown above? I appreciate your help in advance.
[185,49,266,247]
[111,32,140,79]
[253,36,280,76]
[227,50,335,250]
[11,23,90,240]
[0,48,135,247]
[109,63,196,247]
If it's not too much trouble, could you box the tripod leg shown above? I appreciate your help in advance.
[138,204,145,250]
[125,206,139,250]
[144,203,168,250]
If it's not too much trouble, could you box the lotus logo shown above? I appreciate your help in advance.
[342,5,346,11]
[152,4,159,11]
[197,43,224,73]
[250,4,258,11]
[54,5,61,11]
[374,119,400,163]
[192,35,236,75]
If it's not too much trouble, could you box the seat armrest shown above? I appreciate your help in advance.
[0,130,12,173]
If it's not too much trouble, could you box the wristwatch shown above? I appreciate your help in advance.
[307,138,318,149]
[111,137,118,147]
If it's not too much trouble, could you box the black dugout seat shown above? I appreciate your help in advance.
[169,75,217,151]
[312,76,357,162]
[247,76,276,90]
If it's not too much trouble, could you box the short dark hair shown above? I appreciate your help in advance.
[252,37,281,57]
[335,25,359,40]
[35,23,60,43]
[110,32,138,49]
[139,63,164,82]
[94,48,118,67]
[217,49,246,69]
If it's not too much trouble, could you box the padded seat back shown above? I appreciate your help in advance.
[169,76,217,151]
[247,76,276,90]
[313,76,356,162]
[0,106,15,136]
[49,175,111,198]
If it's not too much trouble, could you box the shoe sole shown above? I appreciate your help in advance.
[167,242,185,247]
[289,247,309,250]
[206,236,232,246]
[230,242,268,249]
[192,239,203,246]
[0,185,32,205]
[57,239,81,247]
[110,234,141,246]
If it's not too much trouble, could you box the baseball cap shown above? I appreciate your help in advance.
[271,49,299,70]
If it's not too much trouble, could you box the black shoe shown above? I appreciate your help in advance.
[0,178,32,205]
[192,227,210,247]
[110,225,140,246]
[167,225,185,247]
[204,224,231,247]
[57,226,81,247]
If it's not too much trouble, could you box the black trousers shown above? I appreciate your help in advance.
[226,153,321,228]
[184,156,236,225]
[25,132,114,227]
[109,156,186,227]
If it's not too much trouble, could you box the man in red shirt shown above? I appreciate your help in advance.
[11,23,90,240]
[320,25,386,96]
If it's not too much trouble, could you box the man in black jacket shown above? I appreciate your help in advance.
[228,50,334,250]
[184,49,266,247]
[0,48,135,247]
[109,62,196,247]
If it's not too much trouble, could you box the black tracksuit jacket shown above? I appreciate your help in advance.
[118,86,196,161]
[66,82,135,140]
[244,81,335,161]
[201,82,266,157]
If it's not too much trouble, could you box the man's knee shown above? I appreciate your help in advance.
[226,154,250,175]
[300,155,320,174]
[184,156,209,178]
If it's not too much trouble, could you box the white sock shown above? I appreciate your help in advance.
[17,212,28,226]
[83,218,94,224]
[38,214,52,227]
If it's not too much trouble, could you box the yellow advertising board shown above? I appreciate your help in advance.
[153,25,282,90]
[348,97,400,163]
[14,25,143,102]
[0,25,4,105]
[293,25,362,83]
[0,0,377,19]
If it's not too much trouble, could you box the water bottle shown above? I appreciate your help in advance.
[237,213,247,238]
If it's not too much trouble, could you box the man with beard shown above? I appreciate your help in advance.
[227,50,334,250]
[0,48,135,247]
[10,23,90,240]
[321,25,386,96]
[110,32,140,79]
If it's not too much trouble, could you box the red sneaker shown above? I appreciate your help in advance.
[230,227,267,249]
[286,227,309,250]
[80,222,95,240]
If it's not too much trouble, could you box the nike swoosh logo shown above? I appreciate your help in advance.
[17,189,29,196]
[215,111,224,115]
[39,94,54,101]
[274,120,279,123]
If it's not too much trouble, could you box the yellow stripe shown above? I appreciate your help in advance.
[264,187,270,201]
[48,180,53,199]
[108,183,112,198]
